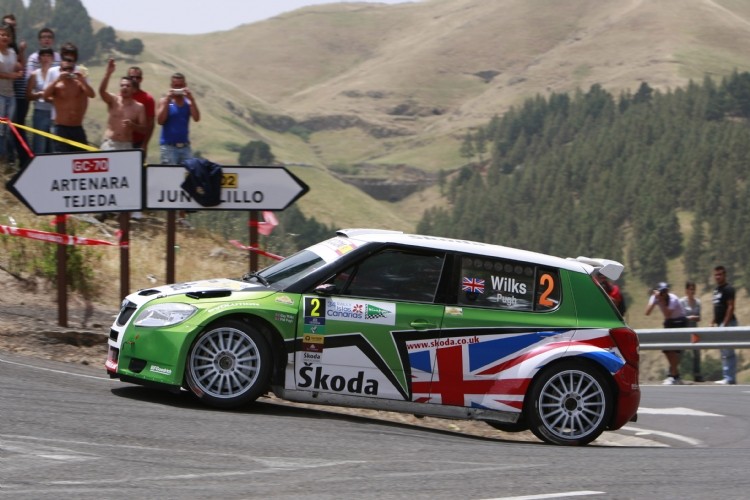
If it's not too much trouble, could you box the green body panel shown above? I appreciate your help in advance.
[116,291,301,387]
[565,271,624,327]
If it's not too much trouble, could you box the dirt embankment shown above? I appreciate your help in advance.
[0,271,114,365]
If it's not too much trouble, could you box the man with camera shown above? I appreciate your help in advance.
[645,282,689,384]
[42,55,95,153]
[157,72,200,165]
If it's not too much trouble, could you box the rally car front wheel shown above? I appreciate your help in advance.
[186,320,272,409]
[526,360,613,446]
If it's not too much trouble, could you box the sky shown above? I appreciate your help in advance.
[76,0,418,35]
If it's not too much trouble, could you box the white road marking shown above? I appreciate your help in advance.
[621,425,703,447]
[480,491,604,500]
[47,459,366,485]
[0,356,112,381]
[638,407,723,417]
[1,434,364,487]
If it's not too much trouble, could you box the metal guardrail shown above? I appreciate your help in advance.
[635,326,750,350]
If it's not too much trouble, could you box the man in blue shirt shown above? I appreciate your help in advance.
[157,72,200,165]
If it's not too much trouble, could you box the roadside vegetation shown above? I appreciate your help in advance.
[422,75,750,295]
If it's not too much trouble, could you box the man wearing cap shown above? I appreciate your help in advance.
[645,282,688,384]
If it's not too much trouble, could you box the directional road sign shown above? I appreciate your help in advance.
[6,150,144,215]
[145,164,309,210]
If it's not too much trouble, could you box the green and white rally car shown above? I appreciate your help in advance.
[106,229,640,445]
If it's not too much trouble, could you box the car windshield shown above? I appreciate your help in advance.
[252,250,326,289]
[249,236,365,289]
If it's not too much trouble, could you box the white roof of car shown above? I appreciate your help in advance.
[337,229,623,279]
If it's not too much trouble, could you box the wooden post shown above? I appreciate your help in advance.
[249,211,258,272]
[56,216,67,327]
[119,213,130,301]
[167,211,176,283]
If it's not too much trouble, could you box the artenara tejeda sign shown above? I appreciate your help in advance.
[6,150,144,215]
[145,164,309,211]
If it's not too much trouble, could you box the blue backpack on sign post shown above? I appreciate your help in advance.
[181,158,223,207]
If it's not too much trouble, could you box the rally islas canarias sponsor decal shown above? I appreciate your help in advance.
[324,297,395,326]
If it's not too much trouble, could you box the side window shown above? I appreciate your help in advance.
[457,256,561,311]
[335,249,445,302]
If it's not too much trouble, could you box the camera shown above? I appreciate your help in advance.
[171,88,184,96]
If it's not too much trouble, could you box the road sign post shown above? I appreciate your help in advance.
[6,150,144,326]
[145,164,309,277]
[5,158,308,325]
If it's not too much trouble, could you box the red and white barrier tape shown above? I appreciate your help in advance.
[228,240,284,261]
[248,211,279,236]
[0,224,121,246]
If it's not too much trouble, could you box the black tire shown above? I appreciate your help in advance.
[526,360,613,446]
[485,418,529,433]
[185,319,272,409]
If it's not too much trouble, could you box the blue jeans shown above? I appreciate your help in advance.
[0,94,16,158]
[160,143,192,165]
[721,319,738,383]
[32,108,52,154]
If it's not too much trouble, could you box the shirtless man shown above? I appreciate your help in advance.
[42,56,95,152]
[98,58,145,150]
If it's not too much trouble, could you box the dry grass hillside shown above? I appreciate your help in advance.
[70,0,750,227]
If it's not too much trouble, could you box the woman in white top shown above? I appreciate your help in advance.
[26,47,54,154]
[645,282,688,384]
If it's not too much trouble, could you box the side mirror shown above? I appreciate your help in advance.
[314,283,338,296]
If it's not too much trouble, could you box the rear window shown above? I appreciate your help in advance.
[457,255,561,311]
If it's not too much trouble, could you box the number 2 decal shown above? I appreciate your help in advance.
[538,273,555,307]
[304,297,325,317]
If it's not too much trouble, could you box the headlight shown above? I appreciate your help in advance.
[134,303,197,327]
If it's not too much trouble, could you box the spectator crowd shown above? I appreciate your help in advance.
[0,18,200,169]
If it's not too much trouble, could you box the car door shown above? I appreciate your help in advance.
[408,254,571,411]
[294,247,447,402]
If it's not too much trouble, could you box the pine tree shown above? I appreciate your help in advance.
[25,0,52,35]
[50,0,95,62]
[239,141,276,166]
[459,131,475,162]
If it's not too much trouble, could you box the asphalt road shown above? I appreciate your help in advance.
[2,353,750,499]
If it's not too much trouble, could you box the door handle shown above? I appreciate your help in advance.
[410,320,437,330]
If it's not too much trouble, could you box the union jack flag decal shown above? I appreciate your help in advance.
[406,330,623,411]
[462,277,485,294]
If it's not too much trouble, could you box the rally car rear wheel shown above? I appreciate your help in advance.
[526,360,613,446]
[186,320,271,409]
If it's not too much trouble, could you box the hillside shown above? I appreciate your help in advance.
[71,0,750,228]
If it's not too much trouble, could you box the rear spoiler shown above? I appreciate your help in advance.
[568,256,624,281]
[337,228,404,237]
